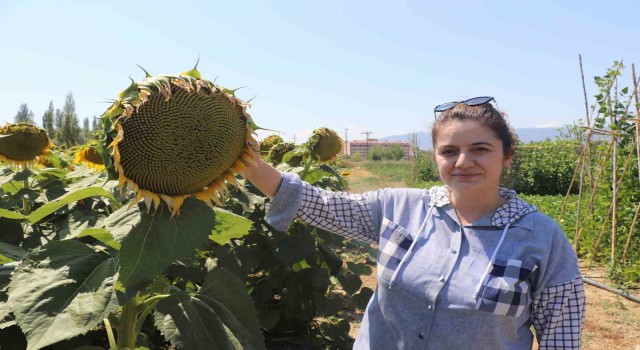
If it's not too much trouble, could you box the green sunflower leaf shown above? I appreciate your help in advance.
[107,198,215,287]
[28,187,118,224]
[209,208,253,245]
[58,209,105,240]
[153,269,265,350]
[77,228,121,250]
[0,208,26,220]
[0,242,27,261]
[7,240,118,350]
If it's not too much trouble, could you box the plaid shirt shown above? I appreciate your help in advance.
[266,173,586,349]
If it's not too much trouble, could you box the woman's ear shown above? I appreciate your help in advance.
[503,149,515,168]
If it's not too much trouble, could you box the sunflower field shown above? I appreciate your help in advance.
[0,65,374,349]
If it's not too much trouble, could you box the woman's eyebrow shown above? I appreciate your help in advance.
[438,141,495,148]
[471,141,494,147]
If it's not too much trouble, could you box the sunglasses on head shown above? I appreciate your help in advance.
[433,96,496,118]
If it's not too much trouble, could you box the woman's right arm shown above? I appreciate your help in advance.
[240,153,380,243]
[242,156,284,199]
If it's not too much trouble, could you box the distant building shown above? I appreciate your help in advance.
[346,139,413,160]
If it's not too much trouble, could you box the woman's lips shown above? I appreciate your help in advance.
[452,173,481,179]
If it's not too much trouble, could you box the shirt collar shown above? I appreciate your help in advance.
[424,185,538,227]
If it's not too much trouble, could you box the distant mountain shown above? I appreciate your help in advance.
[378,128,563,150]
[516,127,564,143]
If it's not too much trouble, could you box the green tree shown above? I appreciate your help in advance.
[386,144,405,160]
[370,144,406,161]
[54,108,64,144]
[91,115,100,133]
[370,145,384,161]
[82,116,92,142]
[412,149,439,183]
[60,92,82,146]
[42,101,55,138]
[14,103,35,124]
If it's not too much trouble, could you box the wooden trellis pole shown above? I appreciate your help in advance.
[588,69,639,263]
[589,208,611,268]
[573,138,613,248]
[633,64,640,188]
[574,55,591,250]
[623,63,640,265]
[561,55,615,244]
[568,59,640,275]
[610,71,640,263]
[622,203,640,264]
[610,77,620,264]
[589,148,635,266]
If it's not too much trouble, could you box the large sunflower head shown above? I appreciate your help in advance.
[101,63,259,216]
[0,123,52,168]
[307,127,343,164]
[72,144,106,171]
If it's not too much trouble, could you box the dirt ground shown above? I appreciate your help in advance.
[342,165,640,350]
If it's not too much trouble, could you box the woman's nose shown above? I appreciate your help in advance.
[455,153,474,168]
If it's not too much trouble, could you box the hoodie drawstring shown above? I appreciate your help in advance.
[474,223,511,301]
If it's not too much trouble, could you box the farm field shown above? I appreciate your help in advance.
[338,160,640,350]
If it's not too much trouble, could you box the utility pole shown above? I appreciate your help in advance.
[361,131,373,159]
[344,128,348,155]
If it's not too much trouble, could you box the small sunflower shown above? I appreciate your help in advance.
[307,127,343,164]
[268,141,295,165]
[0,123,52,168]
[101,63,259,216]
[259,134,283,156]
[73,144,106,171]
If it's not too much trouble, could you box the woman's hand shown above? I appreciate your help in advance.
[241,139,283,198]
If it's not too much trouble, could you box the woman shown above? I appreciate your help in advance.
[243,97,585,349]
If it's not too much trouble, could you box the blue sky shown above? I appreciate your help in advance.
[1,0,639,143]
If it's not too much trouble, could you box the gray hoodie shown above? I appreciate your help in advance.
[266,172,585,349]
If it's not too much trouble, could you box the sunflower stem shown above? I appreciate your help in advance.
[117,296,142,350]
[300,155,313,181]
[22,179,31,215]
[134,294,170,336]
[103,317,118,350]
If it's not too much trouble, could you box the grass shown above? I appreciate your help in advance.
[361,160,411,183]
[338,160,411,193]
[339,159,442,192]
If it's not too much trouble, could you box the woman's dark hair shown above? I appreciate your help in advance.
[431,103,517,157]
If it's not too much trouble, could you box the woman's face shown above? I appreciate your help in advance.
[434,119,512,195]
